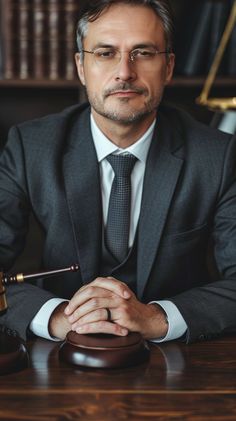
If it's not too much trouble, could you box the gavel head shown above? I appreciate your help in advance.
[0,271,7,312]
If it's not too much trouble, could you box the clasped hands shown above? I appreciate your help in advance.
[49,277,168,341]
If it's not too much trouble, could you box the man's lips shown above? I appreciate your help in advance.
[104,84,146,98]
[108,90,142,96]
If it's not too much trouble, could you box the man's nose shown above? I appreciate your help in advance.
[114,53,137,81]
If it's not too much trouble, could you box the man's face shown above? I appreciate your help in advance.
[75,3,175,126]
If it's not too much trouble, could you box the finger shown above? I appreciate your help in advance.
[71,308,110,329]
[73,320,129,336]
[86,277,132,299]
[65,278,131,316]
[67,296,122,323]
[65,285,117,316]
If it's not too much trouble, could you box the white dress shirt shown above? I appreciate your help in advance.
[30,115,187,342]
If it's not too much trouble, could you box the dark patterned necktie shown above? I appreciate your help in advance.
[105,154,137,262]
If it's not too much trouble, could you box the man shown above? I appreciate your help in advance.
[0,0,236,344]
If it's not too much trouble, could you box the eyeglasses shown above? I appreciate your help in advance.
[81,46,170,69]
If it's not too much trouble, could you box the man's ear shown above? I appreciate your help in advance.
[75,53,85,86]
[164,53,175,86]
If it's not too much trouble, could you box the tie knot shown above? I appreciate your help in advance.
[106,154,137,178]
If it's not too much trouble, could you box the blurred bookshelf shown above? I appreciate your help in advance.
[0,0,235,148]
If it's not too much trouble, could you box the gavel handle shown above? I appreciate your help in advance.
[0,264,79,313]
[2,264,79,285]
[23,264,79,281]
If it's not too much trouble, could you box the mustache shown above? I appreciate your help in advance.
[104,83,146,97]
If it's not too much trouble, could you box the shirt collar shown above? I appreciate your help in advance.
[90,114,156,164]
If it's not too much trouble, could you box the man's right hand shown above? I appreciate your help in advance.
[48,301,72,340]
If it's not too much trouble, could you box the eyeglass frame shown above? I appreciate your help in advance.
[80,46,172,66]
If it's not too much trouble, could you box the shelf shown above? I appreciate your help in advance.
[0,77,235,89]
[170,76,236,88]
[0,79,82,88]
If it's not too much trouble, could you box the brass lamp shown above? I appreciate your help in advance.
[196,0,236,111]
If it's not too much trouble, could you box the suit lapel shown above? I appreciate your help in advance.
[63,107,102,284]
[137,110,184,299]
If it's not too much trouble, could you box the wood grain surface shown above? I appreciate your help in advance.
[1,335,236,420]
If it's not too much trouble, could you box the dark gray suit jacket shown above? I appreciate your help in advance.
[1,103,236,342]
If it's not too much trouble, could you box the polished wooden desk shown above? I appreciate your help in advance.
[1,335,236,420]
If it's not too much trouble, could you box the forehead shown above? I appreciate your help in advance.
[84,4,166,48]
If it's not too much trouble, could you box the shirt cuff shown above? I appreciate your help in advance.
[148,300,188,342]
[29,298,68,341]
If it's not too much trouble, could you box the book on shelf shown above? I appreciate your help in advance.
[47,0,80,80]
[0,0,81,81]
[64,0,79,80]
[175,0,213,76]
[33,0,47,79]
[0,1,3,78]
[206,0,231,75]
[0,44,2,79]
[227,0,236,76]
[0,0,16,80]
[174,0,236,78]
[18,0,31,79]
[48,0,61,80]
[227,24,236,76]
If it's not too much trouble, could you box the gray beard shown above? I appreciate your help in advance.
[86,91,162,125]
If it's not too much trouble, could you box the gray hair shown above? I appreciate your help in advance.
[76,0,174,59]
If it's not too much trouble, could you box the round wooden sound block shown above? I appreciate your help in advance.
[0,328,29,375]
[59,331,150,369]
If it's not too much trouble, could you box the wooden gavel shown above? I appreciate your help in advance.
[0,264,80,313]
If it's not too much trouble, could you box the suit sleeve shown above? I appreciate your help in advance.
[0,126,56,339]
[171,133,236,343]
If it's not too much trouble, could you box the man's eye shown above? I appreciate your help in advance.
[95,49,115,58]
[135,49,155,57]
